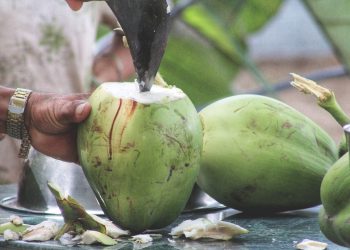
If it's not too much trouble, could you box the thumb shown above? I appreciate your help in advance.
[56,100,91,125]
[73,101,91,123]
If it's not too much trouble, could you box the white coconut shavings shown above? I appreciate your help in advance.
[81,230,100,245]
[167,238,176,244]
[131,234,153,244]
[80,230,117,246]
[105,222,129,239]
[170,218,248,240]
[9,215,23,226]
[102,82,186,104]
[3,229,20,241]
[22,221,60,242]
[296,239,328,250]
[59,233,82,246]
[88,214,129,239]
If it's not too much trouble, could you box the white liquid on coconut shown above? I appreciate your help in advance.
[102,82,186,104]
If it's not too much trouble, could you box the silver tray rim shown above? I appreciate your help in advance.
[0,196,226,216]
[0,196,104,215]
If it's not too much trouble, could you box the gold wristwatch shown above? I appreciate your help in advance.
[6,88,32,158]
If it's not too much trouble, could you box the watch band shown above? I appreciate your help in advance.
[18,125,31,158]
[6,88,32,158]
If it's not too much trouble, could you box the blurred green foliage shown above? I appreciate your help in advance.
[96,23,111,40]
[160,0,282,106]
[161,35,236,106]
[303,0,350,71]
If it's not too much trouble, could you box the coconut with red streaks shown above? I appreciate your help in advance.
[77,82,202,232]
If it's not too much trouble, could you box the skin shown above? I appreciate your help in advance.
[0,87,91,163]
[65,0,83,11]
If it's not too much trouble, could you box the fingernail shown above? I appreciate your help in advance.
[76,102,87,116]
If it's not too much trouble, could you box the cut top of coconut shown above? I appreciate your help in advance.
[101,82,186,104]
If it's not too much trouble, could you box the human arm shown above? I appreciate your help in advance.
[65,0,134,85]
[0,86,91,163]
[66,0,84,11]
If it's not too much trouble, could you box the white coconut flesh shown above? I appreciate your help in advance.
[102,82,186,104]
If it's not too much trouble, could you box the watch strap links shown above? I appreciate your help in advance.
[6,88,32,158]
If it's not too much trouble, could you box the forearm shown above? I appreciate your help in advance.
[0,86,15,134]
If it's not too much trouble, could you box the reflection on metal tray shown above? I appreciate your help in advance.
[0,196,104,215]
[5,150,225,215]
[1,187,225,216]
[15,150,104,215]
[183,184,226,213]
[1,189,225,216]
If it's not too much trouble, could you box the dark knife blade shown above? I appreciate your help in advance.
[105,0,171,92]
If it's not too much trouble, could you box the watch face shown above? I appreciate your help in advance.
[9,91,30,114]
[7,89,31,140]
[8,100,25,114]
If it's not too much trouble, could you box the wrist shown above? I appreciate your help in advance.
[6,88,33,158]
[24,91,37,132]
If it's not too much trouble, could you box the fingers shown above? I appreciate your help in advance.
[27,93,91,135]
[29,128,80,163]
[66,0,83,11]
[61,93,91,101]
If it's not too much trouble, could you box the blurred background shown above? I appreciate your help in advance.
[234,0,350,144]
[95,0,350,144]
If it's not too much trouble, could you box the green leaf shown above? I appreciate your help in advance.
[96,24,112,40]
[181,4,239,60]
[47,182,107,238]
[160,32,237,106]
[303,0,350,71]
[160,0,282,105]
[185,0,282,37]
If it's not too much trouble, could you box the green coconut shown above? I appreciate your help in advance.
[77,82,202,232]
[198,94,338,213]
[319,153,350,247]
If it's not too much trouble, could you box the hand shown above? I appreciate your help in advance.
[25,92,91,163]
[66,0,84,11]
[92,35,134,85]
